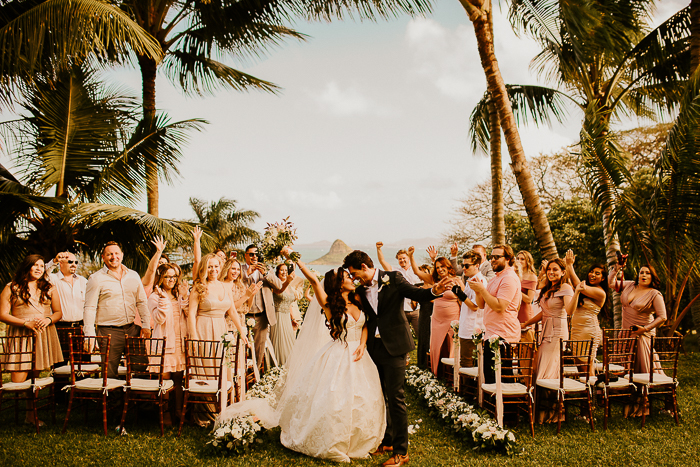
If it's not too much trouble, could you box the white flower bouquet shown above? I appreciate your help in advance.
[257,217,301,263]
[210,414,263,453]
[209,366,288,453]
[220,332,238,368]
[405,365,516,455]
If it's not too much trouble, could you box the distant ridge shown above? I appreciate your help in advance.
[309,239,353,265]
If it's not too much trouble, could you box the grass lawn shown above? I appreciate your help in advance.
[1,351,698,467]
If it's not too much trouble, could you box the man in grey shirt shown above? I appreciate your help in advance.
[83,241,151,378]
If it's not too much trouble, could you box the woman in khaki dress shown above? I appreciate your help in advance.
[0,254,62,424]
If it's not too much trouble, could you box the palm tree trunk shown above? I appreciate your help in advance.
[488,98,505,244]
[602,206,622,328]
[139,54,159,217]
[461,0,557,259]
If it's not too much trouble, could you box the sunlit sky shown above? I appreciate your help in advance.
[1,1,686,247]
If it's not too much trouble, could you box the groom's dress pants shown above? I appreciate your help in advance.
[370,338,409,456]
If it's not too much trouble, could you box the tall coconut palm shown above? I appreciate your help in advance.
[469,84,569,247]
[0,0,161,109]
[117,0,434,216]
[458,0,558,259]
[189,197,260,252]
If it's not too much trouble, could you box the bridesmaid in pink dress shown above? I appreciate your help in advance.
[521,259,573,423]
[148,263,188,422]
[608,261,667,374]
[409,249,464,375]
[516,251,538,331]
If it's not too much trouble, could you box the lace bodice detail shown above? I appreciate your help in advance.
[340,312,365,343]
[273,288,297,314]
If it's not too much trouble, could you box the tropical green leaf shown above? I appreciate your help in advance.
[0,0,161,107]
[469,84,571,154]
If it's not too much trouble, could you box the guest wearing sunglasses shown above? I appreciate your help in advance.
[468,245,522,383]
[48,252,88,329]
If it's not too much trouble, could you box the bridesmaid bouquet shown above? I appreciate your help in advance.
[257,217,301,263]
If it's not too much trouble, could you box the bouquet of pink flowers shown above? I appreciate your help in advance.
[257,217,301,263]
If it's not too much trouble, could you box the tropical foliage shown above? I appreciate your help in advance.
[189,197,260,253]
[0,65,209,283]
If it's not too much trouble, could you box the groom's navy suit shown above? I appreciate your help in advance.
[359,270,437,456]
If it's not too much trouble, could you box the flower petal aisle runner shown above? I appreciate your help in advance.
[405,366,516,454]
[209,367,287,453]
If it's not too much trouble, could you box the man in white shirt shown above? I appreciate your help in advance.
[376,242,420,336]
[83,241,151,378]
[48,251,88,329]
[452,250,487,367]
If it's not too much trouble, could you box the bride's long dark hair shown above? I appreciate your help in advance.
[323,268,361,342]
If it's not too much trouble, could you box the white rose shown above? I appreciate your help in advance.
[215,428,225,438]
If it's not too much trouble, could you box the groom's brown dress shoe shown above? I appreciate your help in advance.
[381,454,409,466]
[371,445,393,456]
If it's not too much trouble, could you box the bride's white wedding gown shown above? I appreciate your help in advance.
[216,306,386,463]
[279,312,386,462]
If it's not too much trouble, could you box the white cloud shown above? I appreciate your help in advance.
[281,190,342,210]
[313,82,392,116]
[405,18,481,100]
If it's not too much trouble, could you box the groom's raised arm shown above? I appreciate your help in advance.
[393,271,439,302]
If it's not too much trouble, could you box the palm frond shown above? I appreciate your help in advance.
[0,0,161,107]
[162,50,280,96]
[71,203,201,273]
[468,84,571,155]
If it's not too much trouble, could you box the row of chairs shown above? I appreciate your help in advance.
[439,329,681,435]
[0,332,243,436]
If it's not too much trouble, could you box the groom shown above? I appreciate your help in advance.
[343,250,454,467]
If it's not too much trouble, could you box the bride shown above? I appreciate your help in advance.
[216,257,386,462]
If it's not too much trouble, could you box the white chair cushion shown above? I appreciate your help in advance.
[91,355,103,363]
[595,361,625,372]
[459,367,478,377]
[440,357,455,366]
[54,364,99,375]
[187,379,232,394]
[596,378,634,389]
[631,373,675,386]
[74,378,125,391]
[537,377,588,392]
[2,377,54,391]
[481,382,529,395]
[117,366,127,376]
[128,378,174,392]
[563,366,579,375]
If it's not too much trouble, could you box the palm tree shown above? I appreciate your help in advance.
[117,0,434,216]
[0,65,208,283]
[458,0,558,259]
[0,0,161,109]
[469,84,569,247]
[503,0,690,326]
[189,197,260,252]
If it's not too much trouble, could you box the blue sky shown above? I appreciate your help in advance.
[1,1,686,246]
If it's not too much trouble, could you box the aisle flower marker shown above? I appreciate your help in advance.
[209,367,287,453]
[405,365,516,454]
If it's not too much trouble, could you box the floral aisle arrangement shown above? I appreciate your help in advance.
[209,367,288,452]
[257,217,301,263]
[405,365,516,454]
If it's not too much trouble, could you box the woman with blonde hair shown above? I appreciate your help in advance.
[188,253,248,425]
[219,258,260,331]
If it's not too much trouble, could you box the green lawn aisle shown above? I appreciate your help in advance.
[1,353,698,466]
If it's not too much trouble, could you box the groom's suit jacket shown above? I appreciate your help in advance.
[359,270,437,357]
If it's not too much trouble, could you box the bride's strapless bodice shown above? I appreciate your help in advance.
[340,312,365,343]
